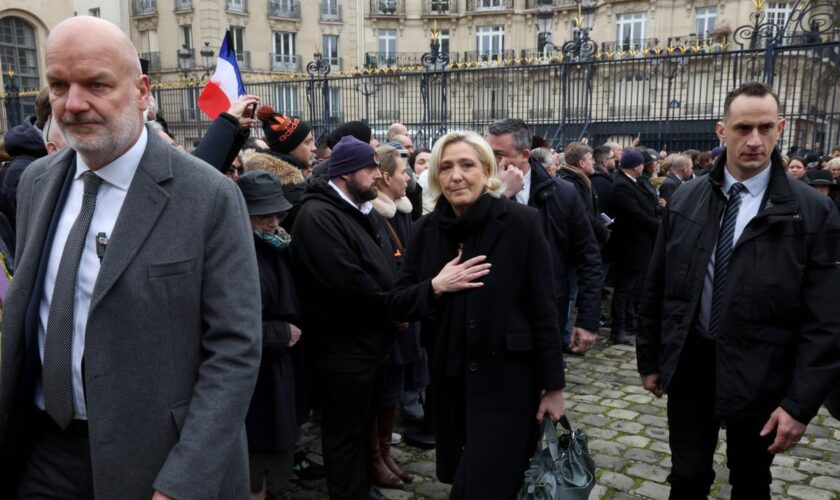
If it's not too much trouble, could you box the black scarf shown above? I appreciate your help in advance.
[429,193,494,376]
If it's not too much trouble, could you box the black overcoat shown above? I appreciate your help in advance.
[638,150,840,423]
[389,196,565,499]
[245,236,300,451]
[604,171,659,274]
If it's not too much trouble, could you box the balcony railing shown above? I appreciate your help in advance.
[601,38,660,54]
[365,52,431,68]
[526,0,575,8]
[423,0,456,15]
[467,0,513,12]
[666,34,729,52]
[268,0,301,19]
[141,51,161,71]
[320,2,342,21]
[376,109,401,121]
[473,109,509,120]
[132,0,157,16]
[174,0,192,11]
[463,49,516,63]
[271,53,302,72]
[236,51,251,69]
[370,0,405,16]
[226,0,248,13]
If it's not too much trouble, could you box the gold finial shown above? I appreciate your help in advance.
[432,20,439,42]
[753,0,765,12]
[574,3,584,29]
[314,42,321,56]
[7,66,13,78]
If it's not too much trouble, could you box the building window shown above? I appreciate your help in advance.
[766,2,793,32]
[327,87,342,120]
[0,17,40,90]
[537,31,553,54]
[436,29,450,55]
[322,34,340,68]
[231,26,245,56]
[227,0,247,12]
[695,6,716,41]
[616,12,646,49]
[275,85,299,115]
[477,0,504,9]
[181,87,200,121]
[89,7,101,17]
[378,29,397,60]
[273,32,297,70]
[322,0,340,20]
[476,25,504,60]
[180,25,193,50]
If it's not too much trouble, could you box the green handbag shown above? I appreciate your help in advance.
[517,416,596,500]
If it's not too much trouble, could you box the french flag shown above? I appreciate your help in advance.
[198,32,246,120]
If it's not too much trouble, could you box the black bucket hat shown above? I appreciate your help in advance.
[236,170,293,216]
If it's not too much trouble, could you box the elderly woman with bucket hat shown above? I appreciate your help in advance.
[237,170,301,500]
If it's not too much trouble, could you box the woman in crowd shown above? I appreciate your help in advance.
[827,157,840,180]
[368,146,429,489]
[410,148,432,176]
[389,131,566,499]
[237,170,301,500]
[787,156,810,183]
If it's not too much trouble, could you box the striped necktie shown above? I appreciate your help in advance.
[708,182,745,337]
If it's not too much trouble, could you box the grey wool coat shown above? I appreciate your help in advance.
[0,126,262,500]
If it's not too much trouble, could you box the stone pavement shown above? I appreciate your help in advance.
[286,332,840,500]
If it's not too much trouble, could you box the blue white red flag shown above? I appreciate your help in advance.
[198,32,246,119]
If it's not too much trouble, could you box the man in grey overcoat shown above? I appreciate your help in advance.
[0,16,261,499]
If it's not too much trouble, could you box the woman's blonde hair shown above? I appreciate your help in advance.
[825,157,840,170]
[428,131,503,204]
[375,145,402,176]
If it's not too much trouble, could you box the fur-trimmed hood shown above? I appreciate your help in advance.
[371,191,413,219]
[244,152,306,185]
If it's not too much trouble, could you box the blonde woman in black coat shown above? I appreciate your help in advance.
[389,131,566,499]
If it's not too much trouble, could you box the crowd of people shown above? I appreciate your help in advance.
[0,15,839,500]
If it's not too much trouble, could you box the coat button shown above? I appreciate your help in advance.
[467,319,476,328]
[468,362,478,372]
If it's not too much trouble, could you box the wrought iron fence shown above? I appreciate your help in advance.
[3,0,839,154]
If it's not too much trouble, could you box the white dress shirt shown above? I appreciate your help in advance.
[36,128,148,419]
[329,179,373,214]
[696,164,771,337]
[514,167,533,205]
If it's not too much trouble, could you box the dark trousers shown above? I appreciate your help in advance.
[610,268,639,335]
[318,363,385,500]
[17,410,94,499]
[667,336,775,500]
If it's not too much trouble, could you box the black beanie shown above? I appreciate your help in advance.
[326,121,372,148]
[256,105,312,154]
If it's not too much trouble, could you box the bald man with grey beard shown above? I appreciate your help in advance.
[0,16,261,500]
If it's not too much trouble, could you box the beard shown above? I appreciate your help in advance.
[60,106,141,159]
[347,176,378,202]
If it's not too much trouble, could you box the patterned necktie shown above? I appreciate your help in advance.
[708,182,746,337]
[43,171,103,429]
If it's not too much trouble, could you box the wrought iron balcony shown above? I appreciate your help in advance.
[600,38,660,55]
[467,0,513,12]
[463,49,515,63]
[141,51,161,71]
[269,0,301,19]
[320,2,342,21]
[526,0,576,8]
[236,51,251,69]
[271,53,302,72]
[370,0,405,16]
[423,0,456,16]
[174,0,192,12]
[226,0,248,13]
[365,52,432,68]
[665,34,729,52]
[132,0,157,16]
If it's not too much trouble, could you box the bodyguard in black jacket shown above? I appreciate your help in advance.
[637,82,840,498]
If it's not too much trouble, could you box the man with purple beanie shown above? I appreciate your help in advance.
[290,136,398,500]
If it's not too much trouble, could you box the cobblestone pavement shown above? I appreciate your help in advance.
[287,330,840,500]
